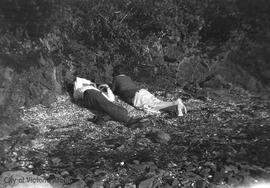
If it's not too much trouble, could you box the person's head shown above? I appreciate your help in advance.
[112,65,126,77]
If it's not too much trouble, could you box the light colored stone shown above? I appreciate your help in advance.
[65,180,87,188]
[91,181,104,188]
[124,183,136,188]
[139,178,155,188]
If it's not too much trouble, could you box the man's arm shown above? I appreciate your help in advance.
[99,84,115,102]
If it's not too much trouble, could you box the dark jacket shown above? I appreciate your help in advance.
[112,75,140,105]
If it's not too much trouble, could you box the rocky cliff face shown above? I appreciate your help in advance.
[0,44,269,139]
[0,53,62,139]
[139,40,270,93]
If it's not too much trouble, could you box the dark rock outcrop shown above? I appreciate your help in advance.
[0,53,62,139]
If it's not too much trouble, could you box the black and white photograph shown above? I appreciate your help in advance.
[0,0,269,187]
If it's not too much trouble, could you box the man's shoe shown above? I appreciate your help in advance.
[125,117,151,129]
[90,115,106,125]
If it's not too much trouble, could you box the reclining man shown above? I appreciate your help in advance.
[73,77,147,128]
[112,66,187,116]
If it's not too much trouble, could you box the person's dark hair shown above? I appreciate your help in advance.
[65,80,74,97]
[113,65,126,77]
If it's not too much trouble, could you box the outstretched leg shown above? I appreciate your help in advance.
[134,89,186,116]
[153,101,178,111]
[83,89,130,123]
[159,99,187,116]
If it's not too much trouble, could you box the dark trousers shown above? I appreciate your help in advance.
[83,89,130,123]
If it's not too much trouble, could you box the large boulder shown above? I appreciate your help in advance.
[137,37,270,93]
[210,49,270,92]
[175,56,209,87]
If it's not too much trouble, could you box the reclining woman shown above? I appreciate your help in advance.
[73,77,147,128]
[112,66,187,116]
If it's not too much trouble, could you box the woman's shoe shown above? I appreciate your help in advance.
[177,99,187,116]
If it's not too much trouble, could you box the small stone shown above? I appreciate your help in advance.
[66,180,87,188]
[50,181,64,188]
[51,157,61,165]
[60,170,69,176]
[92,181,104,188]
[28,164,34,169]
[146,129,171,144]
[133,160,140,165]
[195,180,206,188]
[172,179,180,187]
[125,183,136,188]
[139,178,155,188]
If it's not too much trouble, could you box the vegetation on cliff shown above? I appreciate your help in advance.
[0,0,270,187]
